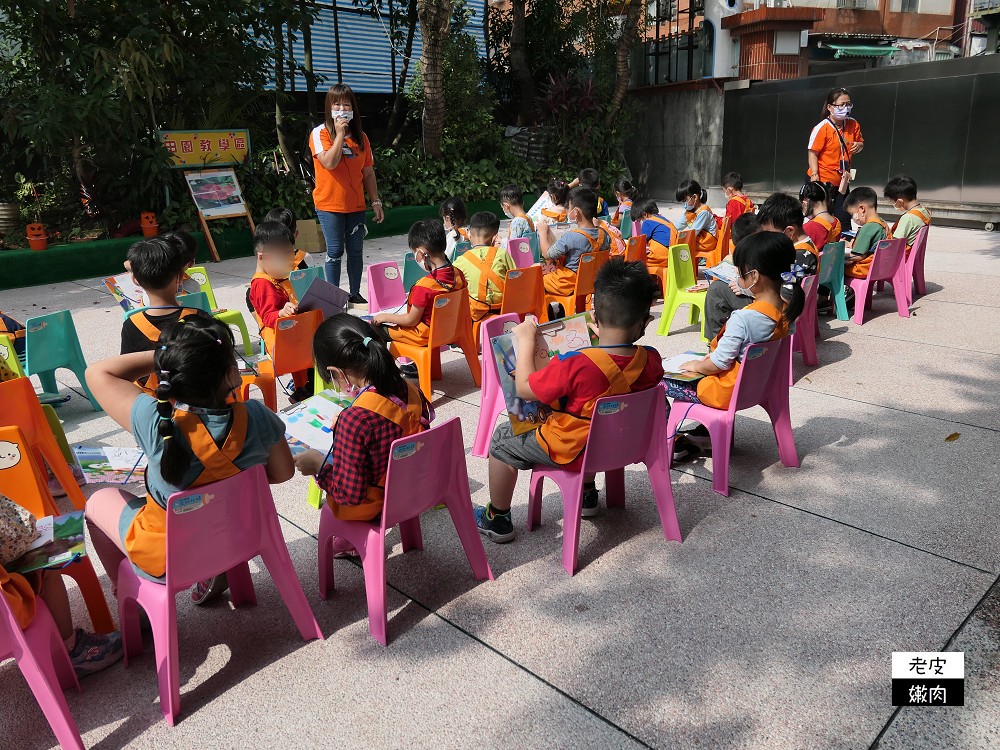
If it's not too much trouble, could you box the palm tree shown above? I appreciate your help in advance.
[417,0,452,158]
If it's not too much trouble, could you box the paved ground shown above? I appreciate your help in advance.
[0,217,998,749]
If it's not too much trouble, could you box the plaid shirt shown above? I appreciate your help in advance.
[316,390,432,507]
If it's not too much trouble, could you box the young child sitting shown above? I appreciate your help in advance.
[538,187,610,305]
[453,211,517,322]
[675,179,718,257]
[575,168,610,219]
[264,206,310,270]
[538,179,569,224]
[629,197,677,272]
[757,192,818,275]
[670,232,805,460]
[704,212,763,341]
[611,177,639,228]
[440,197,470,261]
[84,313,293,605]
[374,220,467,361]
[722,172,755,225]
[844,187,889,278]
[476,259,664,541]
[499,184,535,240]
[248,221,299,353]
[801,181,842,249]
[293,316,432,556]
[884,174,931,256]
[2,494,123,677]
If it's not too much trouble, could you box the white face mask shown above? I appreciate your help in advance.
[831,105,851,120]
[502,208,514,220]
[332,109,354,122]
[736,271,756,297]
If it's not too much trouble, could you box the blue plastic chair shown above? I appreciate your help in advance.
[24,311,102,411]
[818,242,849,321]
[526,231,542,264]
[402,252,429,293]
[619,209,633,241]
[289,266,325,301]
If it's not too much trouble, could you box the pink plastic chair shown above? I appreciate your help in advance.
[0,596,84,750]
[791,273,819,376]
[116,465,323,725]
[847,237,910,325]
[507,237,536,269]
[318,417,493,645]
[528,383,682,575]
[667,338,799,497]
[472,313,521,458]
[366,261,406,315]
[906,224,930,304]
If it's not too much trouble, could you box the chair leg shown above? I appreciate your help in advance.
[416,351,434,401]
[70,362,103,412]
[833,280,850,321]
[605,468,625,508]
[892,276,911,318]
[226,561,257,608]
[36,370,59,396]
[60,559,115,634]
[851,282,869,325]
[39,439,86,510]
[556,473,585,575]
[16,643,85,750]
[399,517,423,552]
[913,258,926,297]
[318,505,336,599]
[360,542,389,645]
[259,533,324,642]
[527,472,545,530]
[430,347,443,380]
[459,335,483,387]
[443,495,493,581]
[472,399,500,459]
[646,458,682,542]
[148,597,181,725]
[706,418,734,497]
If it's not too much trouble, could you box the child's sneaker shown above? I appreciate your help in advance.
[331,536,359,559]
[475,503,515,543]
[679,424,712,453]
[71,462,86,487]
[68,628,123,678]
[46,470,67,499]
[672,435,701,462]
[191,574,230,606]
[400,363,419,378]
[581,486,601,518]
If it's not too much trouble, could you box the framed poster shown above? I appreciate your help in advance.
[183,169,248,219]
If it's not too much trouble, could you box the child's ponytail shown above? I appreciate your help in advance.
[313,315,407,400]
[547,178,570,207]
[439,197,468,241]
[613,177,639,202]
[779,266,807,326]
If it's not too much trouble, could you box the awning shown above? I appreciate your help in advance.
[826,43,897,59]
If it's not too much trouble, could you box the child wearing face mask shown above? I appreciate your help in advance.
[440,197,470,261]
[538,187,610,305]
[452,211,517,322]
[294,315,432,555]
[498,184,535,240]
[675,179,718,258]
[884,174,931,257]
[611,177,639,228]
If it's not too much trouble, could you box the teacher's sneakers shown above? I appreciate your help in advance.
[349,293,367,306]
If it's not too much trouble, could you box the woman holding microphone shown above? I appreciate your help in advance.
[807,87,863,227]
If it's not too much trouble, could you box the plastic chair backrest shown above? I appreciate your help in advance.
[910,225,929,264]
[426,289,466,349]
[668,244,697,290]
[380,418,470,530]
[580,383,667,474]
[731,338,788,413]
[453,240,472,257]
[716,217,732,256]
[868,237,906,281]
[366,262,406,312]
[402,252,429,292]
[573,252,600,298]
[620,209,633,240]
[164,466,267,591]
[679,230,697,249]
[0,425,55,518]
[24,311,84,377]
[818,242,846,286]
[625,235,647,263]
[0,333,25,378]
[480,312,520,397]
[500,266,545,319]
[0,379,57,451]
[185,266,219,309]
[175,291,212,313]
[526,231,542,263]
[289,266,325,301]
[507,237,535,269]
[272,309,323,376]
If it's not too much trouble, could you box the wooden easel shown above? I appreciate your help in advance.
[184,168,256,262]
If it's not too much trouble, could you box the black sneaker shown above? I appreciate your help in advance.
[581,486,601,518]
[68,629,123,678]
[400,363,419,378]
[672,435,701,462]
[475,503,515,543]
[191,574,230,606]
[349,293,368,306]
[679,424,712,453]
[548,302,565,320]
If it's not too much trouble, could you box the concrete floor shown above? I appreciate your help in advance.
[0,220,998,749]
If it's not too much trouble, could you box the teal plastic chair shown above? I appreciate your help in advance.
[24,311,102,411]
[289,266,325,301]
[526,231,542,263]
[402,252,429,293]
[448,240,472,263]
[620,209,633,241]
[656,244,708,341]
[185,267,254,356]
[818,242,849,321]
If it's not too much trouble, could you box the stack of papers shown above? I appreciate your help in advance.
[662,350,709,382]
[279,389,354,456]
[72,446,147,484]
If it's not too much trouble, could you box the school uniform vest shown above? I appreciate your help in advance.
[545,228,608,296]
[130,308,200,393]
[0,313,25,342]
[456,227,471,242]
[810,212,842,246]
[249,272,297,332]
[462,246,506,316]
[541,207,567,223]
[696,300,788,410]
[125,403,250,578]
[847,217,890,279]
[891,206,931,255]
[598,220,626,256]
[645,215,677,261]
[729,194,754,216]
[329,383,428,521]
[685,204,718,255]
[612,200,632,225]
[535,347,650,466]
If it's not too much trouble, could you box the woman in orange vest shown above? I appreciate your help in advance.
[807,87,863,227]
[668,233,805,459]
[310,84,385,306]
[675,179,718,257]
[83,313,294,605]
[293,315,431,557]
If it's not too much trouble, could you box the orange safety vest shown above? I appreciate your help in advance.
[249,272,298,332]
[597,220,626,256]
[685,204,718,255]
[535,347,650,465]
[0,312,25,341]
[696,300,788,410]
[541,207,567,223]
[124,403,249,578]
[462,246,506,310]
[611,200,632,226]
[328,383,428,521]
[810,212,842,245]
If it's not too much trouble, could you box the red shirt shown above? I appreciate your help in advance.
[408,265,465,326]
[249,276,292,330]
[725,195,754,224]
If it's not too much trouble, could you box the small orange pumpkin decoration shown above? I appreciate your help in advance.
[26,223,47,251]
[140,211,159,238]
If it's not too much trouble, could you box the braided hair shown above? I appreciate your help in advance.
[312,315,406,401]
[152,311,239,486]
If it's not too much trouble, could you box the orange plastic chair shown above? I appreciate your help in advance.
[499,266,548,322]
[257,309,323,392]
[543,251,600,317]
[625,235,647,264]
[0,379,85,509]
[712,217,732,267]
[0,425,115,634]
[388,289,482,401]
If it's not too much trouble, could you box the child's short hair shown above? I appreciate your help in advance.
[498,184,524,207]
[676,179,708,203]
[439,197,467,226]
[578,168,600,190]
[884,174,918,202]
[408,219,447,256]
[845,186,878,211]
[757,193,804,231]
[629,197,658,221]
[160,231,197,267]
[613,177,638,201]
[469,211,501,240]
[547,178,570,207]
[567,186,598,220]
[593,259,656,332]
[253,221,294,252]
[264,207,297,235]
[721,172,744,191]
[731,213,762,246]
[127,237,187,290]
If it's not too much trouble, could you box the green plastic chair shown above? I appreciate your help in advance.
[186,267,254,356]
[306,366,334,510]
[656,244,708,341]
[0,333,25,378]
[24,311,102,411]
[402,251,429,292]
[289,266,325,301]
[526,231,542,263]
[620,209,633,241]
[818,241,849,321]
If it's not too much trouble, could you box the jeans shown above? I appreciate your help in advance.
[316,209,366,295]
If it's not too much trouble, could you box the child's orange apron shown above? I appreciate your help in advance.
[543,228,607,297]
[124,403,249,578]
[686,204,718,256]
[388,270,466,347]
[644,215,677,271]
[729,194,754,216]
[0,563,37,629]
[891,206,931,258]
[462,246,506,320]
[810,213,842,246]
[696,300,787,410]
[130,308,201,393]
[536,347,649,466]
[541,207,567,223]
[846,216,889,279]
[251,272,297,354]
[328,383,427,521]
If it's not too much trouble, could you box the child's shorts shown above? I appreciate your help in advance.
[489,422,558,471]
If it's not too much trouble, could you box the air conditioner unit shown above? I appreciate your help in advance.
[836,0,868,9]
